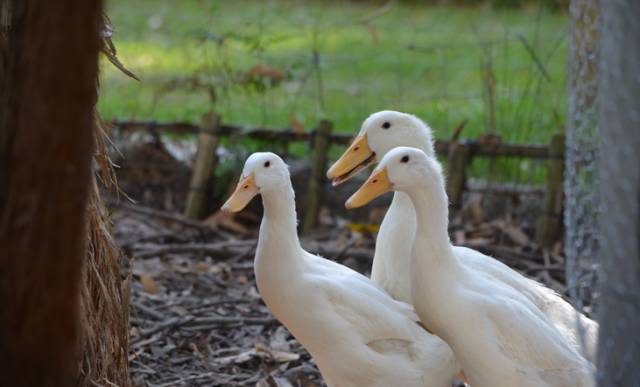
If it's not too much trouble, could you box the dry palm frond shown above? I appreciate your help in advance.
[78,177,131,387]
[100,14,139,81]
[77,15,134,381]
[77,111,132,386]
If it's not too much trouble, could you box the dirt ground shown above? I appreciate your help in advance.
[107,135,596,386]
[110,191,587,387]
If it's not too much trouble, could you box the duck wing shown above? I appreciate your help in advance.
[484,296,594,387]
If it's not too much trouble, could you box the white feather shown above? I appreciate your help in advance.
[376,147,595,387]
[352,110,598,363]
[243,152,460,387]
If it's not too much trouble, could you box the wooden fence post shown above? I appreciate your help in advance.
[536,133,565,248]
[446,141,472,211]
[184,112,220,219]
[302,120,333,233]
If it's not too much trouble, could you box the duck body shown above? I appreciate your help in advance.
[373,191,598,362]
[454,245,598,363]
[349,148,595,387]
[411,259,594,387]
[228,153,460,387]
[256,247,457,387]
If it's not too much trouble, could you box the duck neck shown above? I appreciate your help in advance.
[253,181,306,321]
[255,183,304,274]
[406,181,461,275]
[371,192,416,303]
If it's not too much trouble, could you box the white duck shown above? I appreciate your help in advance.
[222,152,461,387]
[327,110,598,363]
[347,147,595,387]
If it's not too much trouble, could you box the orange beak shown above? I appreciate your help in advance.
[221,173,258,213]
[326,134,376,186]
[345,167,392,209]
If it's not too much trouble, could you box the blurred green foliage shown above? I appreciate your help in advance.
[363,0,568,10]
[100,0,567,153]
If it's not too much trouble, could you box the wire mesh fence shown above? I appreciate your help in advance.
[564,0,600,331]
[102,0,567,186]
[202,22,567,147]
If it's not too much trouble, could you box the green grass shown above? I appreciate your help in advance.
[101,1,567,142]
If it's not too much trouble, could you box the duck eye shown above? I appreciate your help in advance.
[382,122,391,129]
[264,161,271,168]
[401,155,410,163]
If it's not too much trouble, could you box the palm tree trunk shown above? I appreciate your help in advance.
[0,1,128,386]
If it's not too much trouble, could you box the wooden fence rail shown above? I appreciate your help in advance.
[112,120,550,158]
[110,118,564,249]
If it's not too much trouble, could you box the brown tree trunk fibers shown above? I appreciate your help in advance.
[0,1,105,386]
[79,173,132,387]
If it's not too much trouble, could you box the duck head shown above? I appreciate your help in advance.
[222,152,290,212]
[326,110,434,186]
[345,146,442,209]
